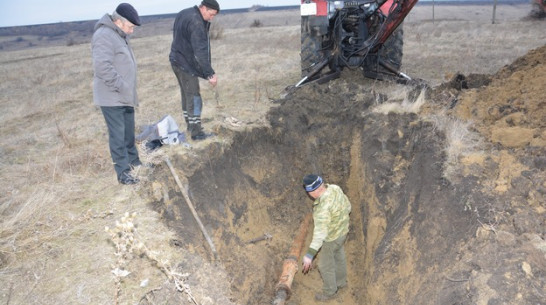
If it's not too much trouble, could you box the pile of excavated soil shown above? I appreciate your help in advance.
[148,45,545,304]
[426,45,546,305]
[451,45,546,148]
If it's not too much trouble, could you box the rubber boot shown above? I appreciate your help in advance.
[190,122,213,141]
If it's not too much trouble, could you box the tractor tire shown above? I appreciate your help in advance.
[301,22,323,77]
[379,23,404,72]
[363,23,404,80]
[529,2,546,19]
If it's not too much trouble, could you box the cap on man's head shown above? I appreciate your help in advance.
[303,174,323,192]
[116,3,141,26]
[201,0,220,12]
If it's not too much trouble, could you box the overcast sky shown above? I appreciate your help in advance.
[0,0,297,27]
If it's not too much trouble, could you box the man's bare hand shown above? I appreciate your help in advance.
[302,255,312,274]
[208,74,218,87]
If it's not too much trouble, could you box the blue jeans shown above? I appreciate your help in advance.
[101,106,140,180]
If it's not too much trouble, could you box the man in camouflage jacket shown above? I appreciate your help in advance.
[302,174,352,301]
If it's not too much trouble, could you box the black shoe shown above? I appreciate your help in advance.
[191,131,214,141]
[119,172,140,185]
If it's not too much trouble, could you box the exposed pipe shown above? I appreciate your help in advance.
[272,213,313,305]
[165,156,218,261]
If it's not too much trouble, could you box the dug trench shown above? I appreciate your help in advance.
[145,47,545,305]
[145,85,461,304]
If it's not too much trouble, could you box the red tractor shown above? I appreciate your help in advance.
[530,0,546,18]
[297,0,419,87]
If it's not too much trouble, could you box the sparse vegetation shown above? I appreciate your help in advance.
[250,19,263,27]
[209,23,224,40]
[106,213,198,305]
[372,87,426,114]
[428,114,483,180]
[31,73,46,85]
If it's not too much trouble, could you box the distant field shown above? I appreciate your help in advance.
[0,2,536,51]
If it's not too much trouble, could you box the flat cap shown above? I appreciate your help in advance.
[201,0,220,12]
[116,3,141,26]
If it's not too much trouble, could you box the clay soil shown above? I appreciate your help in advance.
[0,4,544,305]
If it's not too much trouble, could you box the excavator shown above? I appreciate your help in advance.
[297,0,419,87]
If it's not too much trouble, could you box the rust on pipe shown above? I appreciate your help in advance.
[272,213,313,305]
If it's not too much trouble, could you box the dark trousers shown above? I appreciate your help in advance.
[101,106,140,180]
[171,63,203,136]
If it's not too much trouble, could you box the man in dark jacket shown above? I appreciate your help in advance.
[92,3,142,185]
[169,0,220,141]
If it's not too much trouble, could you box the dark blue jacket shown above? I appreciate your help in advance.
[169,6,215,79]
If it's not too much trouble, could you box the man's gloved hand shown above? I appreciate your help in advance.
[302,254,313,274]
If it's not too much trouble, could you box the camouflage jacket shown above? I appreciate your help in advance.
[306,184,351,258]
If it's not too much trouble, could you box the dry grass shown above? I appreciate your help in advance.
[372,87,427,114]
[428,114,484,180]
[106,212,198,305]
[0,4,544,304]
[209,23,224,40]
[370,87,484,181]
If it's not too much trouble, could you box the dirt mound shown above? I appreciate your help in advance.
[426,45,546,304]
[455,45,546,147]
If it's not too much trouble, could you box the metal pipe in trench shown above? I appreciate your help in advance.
[272,213,313,305]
